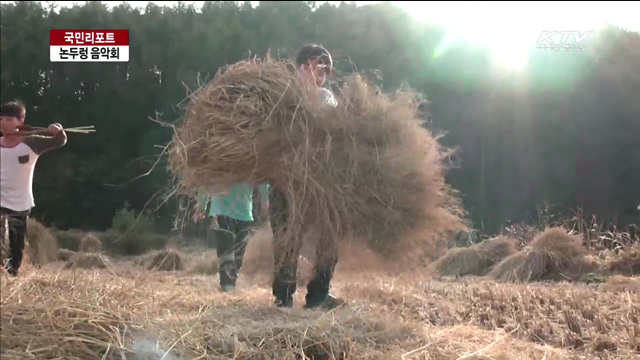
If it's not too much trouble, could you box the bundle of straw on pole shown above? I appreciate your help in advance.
[168,57,466,257]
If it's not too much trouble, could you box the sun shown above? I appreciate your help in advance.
[432,21,539,71]
[389,1,635,71]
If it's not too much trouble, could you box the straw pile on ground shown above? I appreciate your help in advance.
[1,218,57,266]
[604,244,640,276]
[146,249,183,271]
[432,236,519,277]
[167,57,466,259]
[56,248,76,262]
[25,218,58,266]
[79,233,103,253]
[489,227,597,282]
[64,252,110,269]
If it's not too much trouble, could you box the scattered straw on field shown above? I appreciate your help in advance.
[167,56,467,265]
[1,261,638,359]
[432,236,519,277]
[25,218,58,266]
[338,274,639,358]
[64,252,110,270]
[604,275,640,293]
[146,249,183,271]
[79,233,103,253]
[489,227,598,283]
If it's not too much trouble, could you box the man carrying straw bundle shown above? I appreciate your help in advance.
[0,100,67,277]
[194,183,269,292]
[270,44,344,309]
[168,43,467,310]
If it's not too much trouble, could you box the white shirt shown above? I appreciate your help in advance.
[0,134,67,212]
[319,87,338,108]
[1,142,39,211]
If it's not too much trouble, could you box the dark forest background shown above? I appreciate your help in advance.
[1,1,639,237]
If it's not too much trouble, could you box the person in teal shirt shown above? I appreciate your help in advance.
[195,182,269,292]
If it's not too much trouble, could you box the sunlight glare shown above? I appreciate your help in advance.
[390,1,636,71]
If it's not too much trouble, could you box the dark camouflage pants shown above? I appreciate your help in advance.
[211,215,253,286]
[1,207,30,276]
[269,189,339,306]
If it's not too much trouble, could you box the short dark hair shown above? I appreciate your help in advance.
[295,43,332,68]
[0,100,26,118]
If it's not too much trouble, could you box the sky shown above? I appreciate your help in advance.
[12,2,639,42]
[5,1,638,34]
[3,1,638,70]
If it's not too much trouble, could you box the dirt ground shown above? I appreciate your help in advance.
[1,241,638,360]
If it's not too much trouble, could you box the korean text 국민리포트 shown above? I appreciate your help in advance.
[49,29,130,62]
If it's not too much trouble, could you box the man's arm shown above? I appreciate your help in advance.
[23,132,67,156]
[192,192,211,223]
[22,124,68,155]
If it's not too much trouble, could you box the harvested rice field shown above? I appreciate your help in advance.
[1,243,638,360]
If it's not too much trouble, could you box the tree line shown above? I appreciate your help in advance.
[1,1,638,235]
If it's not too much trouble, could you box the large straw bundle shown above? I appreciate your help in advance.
[57,248,76,262]
[146,249,184,271]
[605,244,640,276]
[432,236,519,277]
[25,218,58,266]
[64,252,110,270]
[1,218,57,267]
[168,57,466,257]
[79,233,103,253]
[489,227,592,282]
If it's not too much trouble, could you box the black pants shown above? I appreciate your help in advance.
[1,207,30,276]
[212,215,253,286]
[269,189,339,306]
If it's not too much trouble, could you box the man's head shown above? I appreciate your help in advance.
[295,43,332,88]
[0,100,26,135]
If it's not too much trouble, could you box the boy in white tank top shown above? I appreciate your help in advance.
[0,100,67,276]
